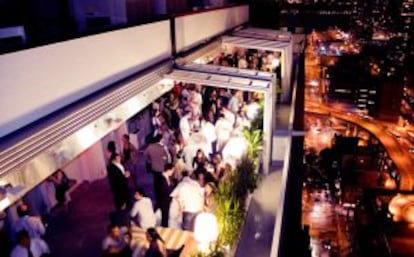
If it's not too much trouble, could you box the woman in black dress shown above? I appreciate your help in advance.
[145,228,166,257]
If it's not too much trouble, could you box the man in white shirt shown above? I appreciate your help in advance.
[190,85,203,118]
[130,188,156,230]
[221,107,235,127]
[10,230,50,257]
[179,110,192,145]
[215,114,233,152]
[102,224,131,257]
[222,130,248,167]
[14,204,46,239]
[229,90,242,114]
[170,171,204,231]
[200,115,217,155]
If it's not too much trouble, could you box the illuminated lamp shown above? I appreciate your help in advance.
[271,58,280,68]
[194,212,219,252]
[77,126,96,148]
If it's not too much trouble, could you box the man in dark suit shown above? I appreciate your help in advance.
[144,134,170,208]
[107,153,131,210]
[158,163,175,227]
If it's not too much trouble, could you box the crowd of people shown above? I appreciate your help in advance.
[102,82,262,257]
[3,168,73,257]
[7,203,51,257]
[211,47,281,73]
[4,81,262,257]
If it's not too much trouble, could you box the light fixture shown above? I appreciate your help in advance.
[194,212,219,252]
[271,58,280,68]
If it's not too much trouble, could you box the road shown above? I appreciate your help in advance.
[305,101,414,191]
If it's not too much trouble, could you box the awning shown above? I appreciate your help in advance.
[0,62,173,211]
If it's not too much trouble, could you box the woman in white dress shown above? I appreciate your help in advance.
[215,114,233,152]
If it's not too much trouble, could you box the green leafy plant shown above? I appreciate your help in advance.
[192,126,263,256]
[190,242,227,257]
[215,185,245,247]
[214,156,259,249]
[250,100,264,131]
[232,156,259,202]
[243,129,263,169]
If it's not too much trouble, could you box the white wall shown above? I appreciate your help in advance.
[175,5,249,53]
[0,20,171,138]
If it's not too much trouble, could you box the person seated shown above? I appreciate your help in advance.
[14,203,46,239]
[10,230,50,257]
[144,228,166,257]
[130,188,156,230]
[102,224,132,257]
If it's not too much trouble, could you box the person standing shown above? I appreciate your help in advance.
[178,109,192,145]
[107,153,131,210]
[192,149,208,178]
[121,134,138,187]
[170,171,204,231]
[229,90,242,114]
[130,188,156,230]
[200,112,217,156]
[144,134,169,208]
[10,230,50,257]
[158,164,175,227]
[204,182,217,213]
[215,114,233,153]
[107,141,117,159]
[14,204,46,239]
[49,169,70,214]
[220,98,236,126]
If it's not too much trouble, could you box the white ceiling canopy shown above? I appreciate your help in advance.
[164,69,272,92]
[233,28,293,42]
